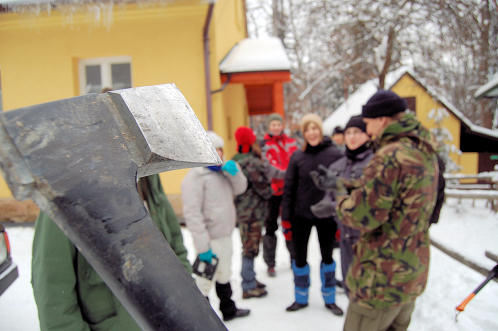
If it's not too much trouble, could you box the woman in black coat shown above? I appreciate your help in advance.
[282,113,344,316]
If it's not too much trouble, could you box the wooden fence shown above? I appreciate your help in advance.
[444,174,498,211]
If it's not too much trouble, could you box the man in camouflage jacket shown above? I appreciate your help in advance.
[335,90,439,331]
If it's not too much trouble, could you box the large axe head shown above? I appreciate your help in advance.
[0,84,226,330]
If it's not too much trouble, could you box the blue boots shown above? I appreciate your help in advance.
[320,261,336,304]
[321,262,344,316]
[286,262,310,311]
[286,261,343,316]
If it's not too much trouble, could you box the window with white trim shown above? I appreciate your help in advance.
[79,56,132,94]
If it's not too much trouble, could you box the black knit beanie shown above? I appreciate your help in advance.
[345,115,366,132]
[362,90,407,118]
[332,126,344,135]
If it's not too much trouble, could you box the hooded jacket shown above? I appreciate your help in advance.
[181,164,247,253]
[337,113,439,309]
[31,174,191,331]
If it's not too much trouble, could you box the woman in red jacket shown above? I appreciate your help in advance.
[261,113,298,277]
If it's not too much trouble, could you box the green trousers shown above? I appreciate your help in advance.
[343,301,415,331]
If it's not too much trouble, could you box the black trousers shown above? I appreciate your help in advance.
[291,216,337,268]
[264,195,282,236]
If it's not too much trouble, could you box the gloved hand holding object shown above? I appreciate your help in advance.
[194,250,219,280]
[198,249,217,264]
[310,165,346,218]
[222,160,239,176]
[310,164,346,195]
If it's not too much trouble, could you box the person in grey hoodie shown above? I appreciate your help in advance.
[181,131,250,322]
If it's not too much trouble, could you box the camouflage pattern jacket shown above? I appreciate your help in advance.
[336,113,439,309]
[233,152,273,224]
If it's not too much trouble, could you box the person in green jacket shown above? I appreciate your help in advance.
[335,90,439,331]
[31,174,191,331]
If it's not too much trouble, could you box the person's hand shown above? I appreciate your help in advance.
[334,178,347,198]
[198,249,217,264]
[222,160,239,176]
[310,193,337,218]
[282,220,292,241]
[310,164,341,191]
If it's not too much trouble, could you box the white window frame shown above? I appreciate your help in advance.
[78,56,132,95]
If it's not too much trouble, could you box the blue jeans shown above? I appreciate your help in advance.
[241,256,256,291]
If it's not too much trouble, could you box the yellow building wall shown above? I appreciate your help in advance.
[0,4,208,115]
[212,0,247,64]
[0,0,248,202]
[459,153,478,174]
[392,75,477,174]
[209,0,247,159]
[221,84,249,156]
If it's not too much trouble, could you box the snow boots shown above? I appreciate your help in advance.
[321,262,344,316]
[286,261,344,315]
[287,262,310,311]
[215,282,250,321]
[242,287,268,299]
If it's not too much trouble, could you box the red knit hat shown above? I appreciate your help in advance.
[235,126,256,153]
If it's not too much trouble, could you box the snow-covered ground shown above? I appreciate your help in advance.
[0,198,497,331]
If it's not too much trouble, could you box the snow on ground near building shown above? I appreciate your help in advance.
[430,198,498,271]
[0,198,497,331]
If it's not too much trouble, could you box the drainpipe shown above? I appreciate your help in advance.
[211,73,231,94]
[203,3,215,130]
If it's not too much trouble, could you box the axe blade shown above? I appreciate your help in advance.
[108,84,221,177]
[0,85,226,331]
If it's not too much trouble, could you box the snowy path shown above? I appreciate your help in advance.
[0,199,497,330]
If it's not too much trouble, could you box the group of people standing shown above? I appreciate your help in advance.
[181,89,441,331]
[179,99,377,319]
[30,89,441,331]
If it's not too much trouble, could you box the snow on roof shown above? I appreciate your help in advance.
[405,70,498,139]
[324,67,498,139]
[219,37,291,74]
[323,67,407,135]
[474,72,498,98]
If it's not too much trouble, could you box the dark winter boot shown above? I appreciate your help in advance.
[321,262,343,316]
[263,233,277,270]
[243,287,268,299]
[325,303,344,316]
[255,280,266,289]
[215,282,250,321]
[223,308,251,322]
[286,301,308,311]
[287,261,310,311]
